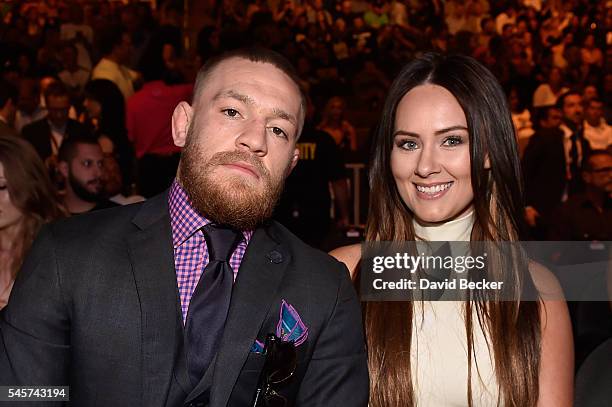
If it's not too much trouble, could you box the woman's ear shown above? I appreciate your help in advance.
[171,101,193,148]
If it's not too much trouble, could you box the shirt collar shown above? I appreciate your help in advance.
[168,179,253,248]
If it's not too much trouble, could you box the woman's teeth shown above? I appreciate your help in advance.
[416,182,453,194]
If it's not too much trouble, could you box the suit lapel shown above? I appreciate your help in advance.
[185,224,290,406]
[127,193,190,406]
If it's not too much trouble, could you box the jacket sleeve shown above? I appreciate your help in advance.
[295,263,369,406]
[0,225,71,386]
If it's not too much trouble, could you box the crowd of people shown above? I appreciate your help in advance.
[0,0,610,404]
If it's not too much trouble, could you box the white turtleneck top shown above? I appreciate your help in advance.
[410,211,502,406]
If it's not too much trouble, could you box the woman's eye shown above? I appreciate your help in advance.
[443,136,464,146]
[398,139,418,150]
[223,108,239,118]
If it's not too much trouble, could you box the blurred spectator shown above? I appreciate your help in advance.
[92,25,140,100]
[22,81,89,169]
[549,150,612,241]
[522,90,592,234]
[60,4,93,45]
[57,42,90,99]
[532,67,568,108]
[583,84,599,102]
[127,43,192,198]
[509,87,535,153]
[0,134,64,309]
[0,79,18,137]
[82,79,135,195]
[57,135,118,215]
[584,98,611,150]
[14,78,46,133]
[275,94,350,249]
[580,34,603,69]
[495,5,516,34]
[318,96,358,153]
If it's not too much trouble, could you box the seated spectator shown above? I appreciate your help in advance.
[275,94,350,249]
[82,79,135,195]
[57,42,90,98]
[92,25,140,100]
[532,66,568,108]
[0,134,64,309]
[318,96,358,153]
[580,34,603,70]
[14,78,46,133]
[0,80,18,137]
[22,81,89,171]
[128,47,192,198]
[57,135,118,215]
[584,98,611,150]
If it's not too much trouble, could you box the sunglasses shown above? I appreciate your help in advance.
[251,334,297,407]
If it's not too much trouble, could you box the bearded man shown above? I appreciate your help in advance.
[0,48,368,407]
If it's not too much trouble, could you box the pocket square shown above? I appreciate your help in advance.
[251,299,308,353]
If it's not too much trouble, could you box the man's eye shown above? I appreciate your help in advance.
[82,160,92,167]
[271,127,288,138]
[222,109,239,118]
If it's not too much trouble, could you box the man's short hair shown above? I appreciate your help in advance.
[586,98,603,107]
[44,81,69,103]
[556,89,582,109]
[192,47,306,136]
[58,134,99,163]
[97,25,126,57]
[583,149,612,172]
[0,79,18,109]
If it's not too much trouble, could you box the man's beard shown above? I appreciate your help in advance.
[69,173,104,203]
[178,128,291,230]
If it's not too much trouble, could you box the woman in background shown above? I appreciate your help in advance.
[331,53,573,406]
[318,95,358,153]
[0,134,64,308]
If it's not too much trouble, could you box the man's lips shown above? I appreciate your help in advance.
[222,161,261,178]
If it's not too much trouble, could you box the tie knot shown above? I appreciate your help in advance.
[202,224,242,263]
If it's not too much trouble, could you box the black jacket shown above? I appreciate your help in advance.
[0,192,368,406]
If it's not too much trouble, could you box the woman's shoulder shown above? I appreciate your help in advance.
[329,243,362,279]
[528,260,565,301]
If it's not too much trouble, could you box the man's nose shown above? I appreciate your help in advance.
[235,120,268,156]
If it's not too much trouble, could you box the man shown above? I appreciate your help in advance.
[275,94,350,249]
[547,150,612,368]
[523,92,591,231]
[57,135,118,215]
[21,81,89,166]
[0,79,18,137]
[13,78,46,133]
[92,25,140,100]
[127,48,192,197]
[0,48,368,406]
[583,98,611,150]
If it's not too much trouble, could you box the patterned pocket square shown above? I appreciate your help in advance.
[251,299,308,353]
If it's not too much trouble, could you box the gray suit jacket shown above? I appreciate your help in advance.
[0,192,368,406]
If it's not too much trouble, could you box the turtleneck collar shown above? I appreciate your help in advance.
[413,210,474,242]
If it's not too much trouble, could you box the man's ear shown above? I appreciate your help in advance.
[172,101,193,148]
[288,148,300,173]
[58,161,69,178]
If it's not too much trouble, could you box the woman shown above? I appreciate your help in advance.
[317,96,358,153]
[331,53,573,406]
[82,79,135,195]
[0,134,64,308]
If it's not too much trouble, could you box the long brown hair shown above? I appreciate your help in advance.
[365,53,541,406]
[0,134,64,278]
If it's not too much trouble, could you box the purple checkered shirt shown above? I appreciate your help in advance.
[168,180,253,323]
